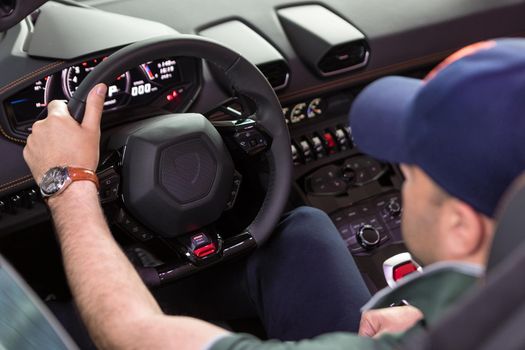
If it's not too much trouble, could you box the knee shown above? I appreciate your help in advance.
[276,206,341,245]
[284,206,331,224]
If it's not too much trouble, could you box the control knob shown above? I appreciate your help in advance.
[387,201,402,218]
[342,164,356,183]
[357,225,381,249]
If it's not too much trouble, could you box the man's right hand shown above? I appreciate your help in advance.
[358,305,424,338]
[23,83,107,184]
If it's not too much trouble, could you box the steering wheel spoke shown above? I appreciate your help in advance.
[204,93,257,119]
[97,149,124,204]
[171,229,224,266]
[223,170,243,211]
[212,118,272,157]
[65,34,292,284]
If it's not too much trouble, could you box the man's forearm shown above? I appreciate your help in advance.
[25,87,227,349]
[48,182,228,349]
[49,181,163,348]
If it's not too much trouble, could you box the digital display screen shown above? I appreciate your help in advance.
[4,57,183,130]
[4,78,48,126]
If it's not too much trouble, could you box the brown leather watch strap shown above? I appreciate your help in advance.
[67,167,99,190]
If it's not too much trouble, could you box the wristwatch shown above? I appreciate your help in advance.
[39,166,99,198]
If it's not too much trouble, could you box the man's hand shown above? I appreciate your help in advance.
[359,305,424,338]
[23,84,107,183]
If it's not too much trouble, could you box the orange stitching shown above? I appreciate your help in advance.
[0,178,35,193]
[0,124,25,144]
[0,175,34,193]
[0,174,32,187]
[279,31,525,102]
[0,60,65,144]
[0,60,65,95]
[279,50,451,102]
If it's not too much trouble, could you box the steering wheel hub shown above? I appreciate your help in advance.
[121,113,234,236]
[68,34,292,246]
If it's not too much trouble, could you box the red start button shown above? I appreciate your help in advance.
[193,243,217,258]
[393,262,418,281]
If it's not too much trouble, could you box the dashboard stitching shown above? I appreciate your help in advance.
[1,34,523,191]
[278,51,452,102]
[279,31,525,102]
[0,60,66,144]
[0,61,66,95]
[0,175,33,193]
[0,125,25,144]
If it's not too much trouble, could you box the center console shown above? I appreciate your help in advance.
[282,69,430,291]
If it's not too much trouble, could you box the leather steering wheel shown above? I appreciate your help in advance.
[66,34,292,252]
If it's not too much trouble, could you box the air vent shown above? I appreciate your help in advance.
[258,61,289,91]
[318,41,369,76]
[278,5,369,77]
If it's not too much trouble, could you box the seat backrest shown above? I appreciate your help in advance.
[0,255,78,350]
[487,173,525,271]
[403,172,525,350]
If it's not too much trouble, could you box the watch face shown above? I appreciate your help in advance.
[40,167,69,196]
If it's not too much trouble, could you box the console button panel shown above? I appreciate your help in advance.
[306,156,386,195]
[0,187,42,215]
[290,125,352,166]
[330,192,402,256]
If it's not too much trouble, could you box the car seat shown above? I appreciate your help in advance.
[403,173,525,350]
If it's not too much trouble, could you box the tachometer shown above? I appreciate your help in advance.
[62,58,131,109]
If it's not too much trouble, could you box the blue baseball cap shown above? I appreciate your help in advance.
[349,38,525,217]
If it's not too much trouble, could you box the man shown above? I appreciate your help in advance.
[23,38,525,349]
[22,87,370,348]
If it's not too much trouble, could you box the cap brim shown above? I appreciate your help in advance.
[349,76,422,164]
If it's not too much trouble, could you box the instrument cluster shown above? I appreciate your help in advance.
[3,55,201,136]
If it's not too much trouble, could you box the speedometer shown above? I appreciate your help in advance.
[62,58,131,109]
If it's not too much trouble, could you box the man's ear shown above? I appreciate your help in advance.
[440,199,486,261]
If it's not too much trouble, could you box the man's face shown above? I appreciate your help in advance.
[400,164,448,265]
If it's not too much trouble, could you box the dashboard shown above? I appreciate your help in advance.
[3,54,201,137]
[1,0,525,295]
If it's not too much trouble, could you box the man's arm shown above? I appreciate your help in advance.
[358,306,423,338]
[24,84,228,350]
[49,182,227,349]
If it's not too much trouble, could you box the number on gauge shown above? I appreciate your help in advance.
[5,76,52,126]
[62,58,131,109]
[140,59,180,83]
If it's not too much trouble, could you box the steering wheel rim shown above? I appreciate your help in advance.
[67,34,292,245]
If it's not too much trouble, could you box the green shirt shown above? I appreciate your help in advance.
[210,262,483,350]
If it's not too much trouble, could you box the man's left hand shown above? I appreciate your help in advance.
[359,305,424,338]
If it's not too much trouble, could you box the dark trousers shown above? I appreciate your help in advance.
[244,206,371,339]
[154,206,371,340]
[51,207,371,346]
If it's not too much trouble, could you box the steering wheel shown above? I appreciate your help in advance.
[66,34,292,281]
